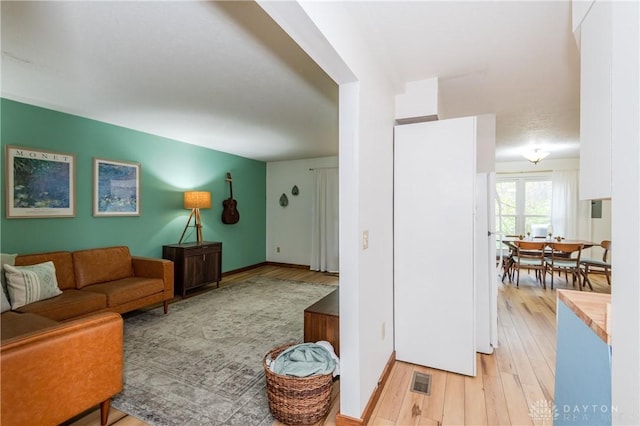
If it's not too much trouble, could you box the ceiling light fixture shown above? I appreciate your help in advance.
[522,148,550,165]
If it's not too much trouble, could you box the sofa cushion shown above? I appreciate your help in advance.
[15,251,76,290]
[4,262,63,309]
[0,312,124,426]
[16,289,107,322]
[1,311,59,342]
[82,277,164,307]
[73,246,133,289]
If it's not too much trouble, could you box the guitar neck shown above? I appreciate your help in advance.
[226,179,233,199]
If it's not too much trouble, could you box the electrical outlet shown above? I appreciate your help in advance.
[363,230,369,250]
[381,321,385,339]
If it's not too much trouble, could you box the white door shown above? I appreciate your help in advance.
[487,172,499,349]
[394,117,477,376]
[475,172,497,354]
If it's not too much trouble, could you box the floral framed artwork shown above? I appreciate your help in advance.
[5,145,76,218]
[93,158,141,217]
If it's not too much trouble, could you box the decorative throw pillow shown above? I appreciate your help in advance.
[0,287,11,313]
[4,261,63,309]
[1,253,18,312]
[1,253,17,295]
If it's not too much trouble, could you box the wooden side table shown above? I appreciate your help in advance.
[304,289,339,356]
[162,241,222,297]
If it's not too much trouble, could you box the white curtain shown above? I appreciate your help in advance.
[551,170,592,243]
[310,168,339,273]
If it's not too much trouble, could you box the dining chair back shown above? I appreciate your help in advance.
[510,240,547,288]
[580,240,611,289]
[545,243,584,290]
[499,235,520,282]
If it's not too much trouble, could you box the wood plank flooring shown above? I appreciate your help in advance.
[368,271,611,426]
[68,265,611,426]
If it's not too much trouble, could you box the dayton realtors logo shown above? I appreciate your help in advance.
[559,404,617,423]
[530,400,617,424]
[529,400,559,424]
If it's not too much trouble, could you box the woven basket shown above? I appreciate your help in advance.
[263,343,334,425]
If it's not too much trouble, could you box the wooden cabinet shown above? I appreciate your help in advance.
[304,289,339,356]
[162,242,222,297]
[579,0,612,200]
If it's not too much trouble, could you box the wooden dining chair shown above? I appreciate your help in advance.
[580,240,611,290]
[545,243,584,290]
[499,235,521,283]
[510,241,547,288]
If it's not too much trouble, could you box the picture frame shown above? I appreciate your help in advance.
[93,157,141,217]
[5,145,76,218]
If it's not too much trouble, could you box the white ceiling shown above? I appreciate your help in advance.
[1,1,580,163]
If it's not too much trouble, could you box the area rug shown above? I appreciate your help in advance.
[111,275,337,426]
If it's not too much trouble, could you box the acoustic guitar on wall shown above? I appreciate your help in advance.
[222,172,240,224]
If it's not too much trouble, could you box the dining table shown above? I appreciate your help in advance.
[500,236,597,250]
[498,236,598,286]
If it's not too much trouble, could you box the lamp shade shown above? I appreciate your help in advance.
[184,191,211,209]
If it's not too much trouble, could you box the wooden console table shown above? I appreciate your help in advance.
[162,241,222,298]
[304,289,339,356]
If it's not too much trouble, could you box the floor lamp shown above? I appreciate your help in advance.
[178,191,211,244]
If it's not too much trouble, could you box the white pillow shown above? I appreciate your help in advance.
[1,253,17,312]
[0,287,11,313]
[4,261,63,309]
[1,253,17,294]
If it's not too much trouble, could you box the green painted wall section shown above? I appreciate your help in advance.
[0,99,266,272]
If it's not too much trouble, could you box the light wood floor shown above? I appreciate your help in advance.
[68,265,610,426]
[368,270,611,426]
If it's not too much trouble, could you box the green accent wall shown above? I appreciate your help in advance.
[0,99,266,272]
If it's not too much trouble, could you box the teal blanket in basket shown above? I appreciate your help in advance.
[272,343,336,377]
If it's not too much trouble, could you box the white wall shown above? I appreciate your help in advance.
[299,5,397,416]
[258,1,397,419]
[610,1,640,423]
[266,156,338,265]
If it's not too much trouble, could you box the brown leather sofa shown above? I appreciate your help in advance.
[1,312,123,426]
[10,245,174,321]
[0,246,174,425]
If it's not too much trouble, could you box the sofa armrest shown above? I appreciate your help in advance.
[132,256,174,298]
[1,312,123,426]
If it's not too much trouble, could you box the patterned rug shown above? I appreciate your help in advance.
[111,275,337,426]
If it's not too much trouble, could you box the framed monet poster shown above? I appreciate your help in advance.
[93,157,141,216]
[5,145,76,218]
